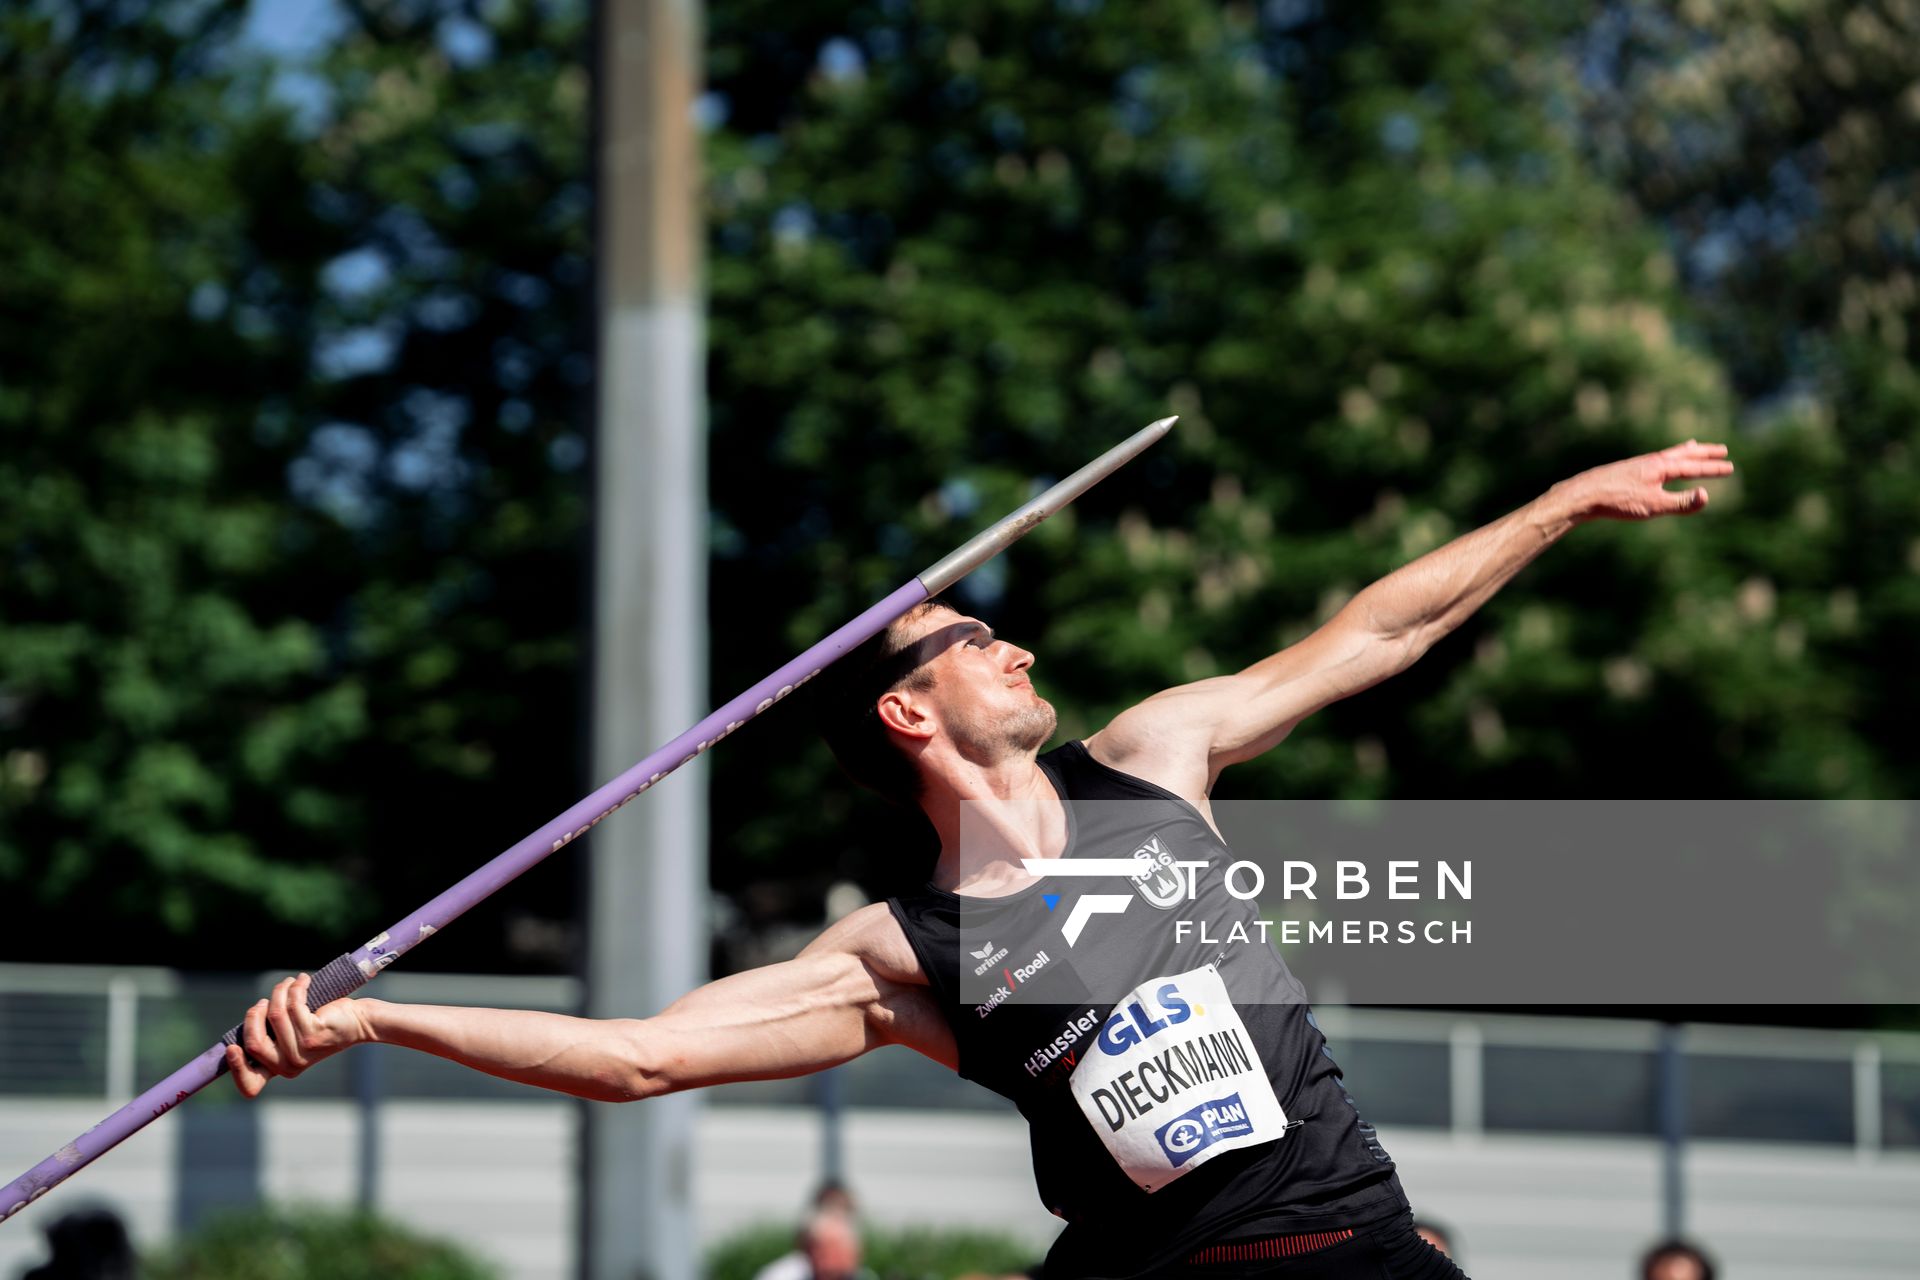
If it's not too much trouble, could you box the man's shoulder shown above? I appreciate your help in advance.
[1080,709,1216,811]
[1038,738,1088,764]
[804,902,957,1067]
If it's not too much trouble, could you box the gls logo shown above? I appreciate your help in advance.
[1096,981,1194,1055]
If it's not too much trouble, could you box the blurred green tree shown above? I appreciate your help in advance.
[0,2,367,950]
[0,0,594,968]
[1579,0,1920,796]
[2,0,1909,987]
[700,0,1787,916]
[147,1204,497,1280]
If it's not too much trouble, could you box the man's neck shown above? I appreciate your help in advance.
[921,748,1068,896]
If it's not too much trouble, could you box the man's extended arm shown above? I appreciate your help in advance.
[225,903,955,1100]
[1090,441,1733,800]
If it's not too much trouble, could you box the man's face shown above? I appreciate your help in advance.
[887,606,1057,762]
[803,1213,860,1279]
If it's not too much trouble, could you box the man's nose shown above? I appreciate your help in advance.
[1006,644,1035,672]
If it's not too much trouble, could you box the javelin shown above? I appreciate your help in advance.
[0,416,1175,1224]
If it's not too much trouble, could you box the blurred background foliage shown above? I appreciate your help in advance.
[705,1221,1035,1280]
[144,1203,498,1279]
[0,0,1914,1009]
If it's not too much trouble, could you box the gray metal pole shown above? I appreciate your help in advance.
[586,1,705,1277]
[1657,1023,1687,1240]
[353,1044,381,1211]
[816,1066,845,1184]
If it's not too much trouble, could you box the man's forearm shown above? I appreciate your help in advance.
[358,999,654,1102]
[1346,485,1584,650]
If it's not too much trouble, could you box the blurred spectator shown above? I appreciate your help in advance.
[1413,1218,1454,1259]
[753,1203,871,1280]
[22,1205,137,1280]
[1640,1238,1716,1280]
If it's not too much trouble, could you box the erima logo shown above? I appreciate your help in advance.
[972,949,1053,1017]
[968,940,1010,976]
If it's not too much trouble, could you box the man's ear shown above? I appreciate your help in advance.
[876,689,935,741]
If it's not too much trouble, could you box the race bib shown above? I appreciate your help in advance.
[1068,965,1288,1192]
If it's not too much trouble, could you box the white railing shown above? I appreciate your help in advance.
[4,961,1918,1147]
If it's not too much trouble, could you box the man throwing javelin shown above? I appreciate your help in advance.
[228,441,1732,1278]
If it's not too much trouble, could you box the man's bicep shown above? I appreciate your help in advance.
[1223,615,1415,751]
[1201,617,1413,769]
[807,902,957,1069]
[645,950,919,1091]
[644,905,954,1090]
[1092,617,1398,783]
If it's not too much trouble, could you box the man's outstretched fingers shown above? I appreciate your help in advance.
[225,1043,266,1099]
[286,975,328,1058]
[241,998,280,1074]
[290,973,320,1038]
[267,977,311,1073]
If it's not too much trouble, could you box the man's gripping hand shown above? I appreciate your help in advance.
[1554,440,1734,522]
[225,972,375,1098]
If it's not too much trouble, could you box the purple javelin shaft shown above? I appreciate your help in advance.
[0,417,1175,1225]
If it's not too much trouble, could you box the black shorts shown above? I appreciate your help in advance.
[1169,1213,1469,1279]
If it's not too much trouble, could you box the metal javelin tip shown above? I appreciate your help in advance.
[916,416,1178,595]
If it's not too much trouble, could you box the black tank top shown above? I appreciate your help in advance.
[887,742,1406,1279]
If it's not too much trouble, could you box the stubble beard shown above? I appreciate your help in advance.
[952,696,1058,763]
[1003,699,1058,754]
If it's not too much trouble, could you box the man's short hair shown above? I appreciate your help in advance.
[814,599,954,807]
[1640,1238,1715,1280]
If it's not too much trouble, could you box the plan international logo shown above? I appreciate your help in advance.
[1155,1093,1256,1168]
